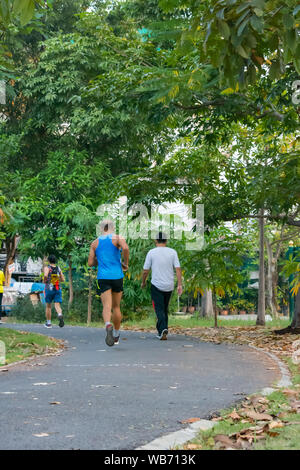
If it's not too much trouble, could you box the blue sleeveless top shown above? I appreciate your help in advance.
[95,234,124,280]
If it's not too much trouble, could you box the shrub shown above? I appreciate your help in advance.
[10,296,46,323]
[10,292,102,324]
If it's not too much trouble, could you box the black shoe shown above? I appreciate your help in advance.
[58,315,64,328]
[105,324,114,347]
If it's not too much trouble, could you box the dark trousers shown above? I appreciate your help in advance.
[151,284,173,335]
[0,293,3,319]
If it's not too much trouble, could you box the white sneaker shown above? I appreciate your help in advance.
[157,329,168,340]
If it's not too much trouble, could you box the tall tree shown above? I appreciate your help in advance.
[256,208,265,325]
[265,225,299,317]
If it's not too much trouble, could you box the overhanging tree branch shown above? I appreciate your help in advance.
[224,214,300,227]
[174,100,285,121]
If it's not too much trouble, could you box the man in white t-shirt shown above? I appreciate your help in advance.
[141,232,182,340]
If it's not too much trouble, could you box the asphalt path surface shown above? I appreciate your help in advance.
[0,322,279,450]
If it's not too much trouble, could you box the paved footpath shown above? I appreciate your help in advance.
[0,323,279,450]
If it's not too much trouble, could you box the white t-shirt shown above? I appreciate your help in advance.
[143,247,181,292]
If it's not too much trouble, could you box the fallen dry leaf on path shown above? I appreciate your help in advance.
[180,418,201,424]
[267,421,285,430]
[292,340,300,349]
[183,443,202,450]
[290,400,300,412]
[242,410,274,422]
[282,389,299,398]
[267,431,280,437]
[277,412,289,419]
[214,434,240,450]
[230,425,264,438]
[227,409,241,421]
[249,396,269,406]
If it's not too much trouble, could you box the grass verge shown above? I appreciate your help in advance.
[124,314,291,330]
[181,380,300,450]
[0,328,63,366]
[5,312,291,330]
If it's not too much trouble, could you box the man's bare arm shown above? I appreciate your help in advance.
[141,269,150,288]
[176,267,183,295]
[43,266,49,284]
[115,236,129,270]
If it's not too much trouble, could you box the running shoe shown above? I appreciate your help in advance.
[157,329,168,340]
[114,335,120,345]
[58,315,64,328]
[161,329,168,340]
[105,324,115,347]
[44,322,52,329]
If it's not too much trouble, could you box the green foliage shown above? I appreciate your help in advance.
[9,289,102,323]
[158,0,300,86]
[10,295,46,322]
[282,255,300,296]
[120,122,299,230]
[12,149,108,260]
[0,1,47,28]
[65,291,101,323]
[20,12,163,160]
[122,238,153,312]
[178,225,249,298]
[227,298,256,313]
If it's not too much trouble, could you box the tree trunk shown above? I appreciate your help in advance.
[265,238,279,318]
[271,265,279,316]
[87,270,92,325]
[291,289,300,329]
[201,289,214,318]
[68,258,74,310]
[197,292,200,319]
[274,285,300,334]
[4,235,17,287]
[256,209,265,326]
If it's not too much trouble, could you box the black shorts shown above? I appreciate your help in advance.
[96,278,123,296]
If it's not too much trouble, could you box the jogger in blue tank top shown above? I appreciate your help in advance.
[88,220,129,346]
